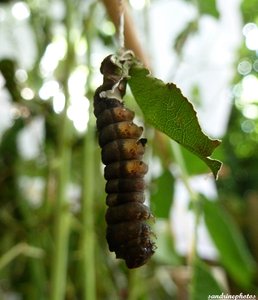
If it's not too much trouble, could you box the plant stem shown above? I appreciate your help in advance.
[80,7,97,299]
[170,142,200,260]
[191,200,202,265]
[50,89,72,300]
[50,0,73,298]
[127,269,141,300]
[171,141,202,299]
[50,206,71,300]
[171,141,198,202]
[50,97,72,300]
[81,109,96,300]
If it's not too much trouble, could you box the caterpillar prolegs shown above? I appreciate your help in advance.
[93,53,156,268]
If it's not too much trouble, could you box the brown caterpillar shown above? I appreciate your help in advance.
[93,53,155,268]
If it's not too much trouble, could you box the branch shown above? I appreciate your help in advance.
[101,0,150,68]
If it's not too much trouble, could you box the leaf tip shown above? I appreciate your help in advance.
[212,139,222,148]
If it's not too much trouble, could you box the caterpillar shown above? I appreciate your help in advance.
[93,52,156,268]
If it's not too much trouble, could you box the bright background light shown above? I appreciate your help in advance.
[67,97,90,133]
[244,23,258,50]
[21,87,35,100]
[11,2,30,20]
[40,39,67,76]
[241,75,258,104]
[129,0,146,10]
[68,66,88,97]
[53,92,65,113]
[39,80,60,100]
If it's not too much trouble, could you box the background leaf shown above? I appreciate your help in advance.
[128,65,222,178]
[151,169,174,219]
[190,259,223,300]
[203,198,257,288]
[174,21,198,55]
[196,0,219,18]
[182,0,219,18]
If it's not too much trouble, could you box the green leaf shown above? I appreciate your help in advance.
[203,198,256,288]
[182,0,219,18]
[174,21,198,55]
[241,0,258,23]
[196,0,219,18]
[190,259,223,300]
[151,169,174,219]
[180,142,224,176]
[128,65,222,178]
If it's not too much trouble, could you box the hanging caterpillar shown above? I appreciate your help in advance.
[93,52,156,268]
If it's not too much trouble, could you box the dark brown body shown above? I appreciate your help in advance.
[93,55,155,268]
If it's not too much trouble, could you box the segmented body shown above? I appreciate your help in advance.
[93,54,155,268]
